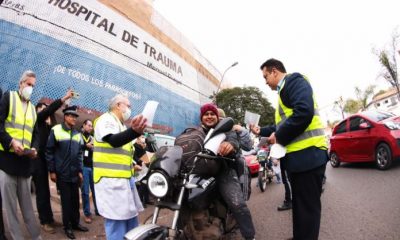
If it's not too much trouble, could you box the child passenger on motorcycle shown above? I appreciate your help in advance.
[199,104,256,240]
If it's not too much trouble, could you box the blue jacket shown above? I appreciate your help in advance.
[260,73,328,173]
[46,123,83,182]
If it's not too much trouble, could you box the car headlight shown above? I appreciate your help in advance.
[384,121,400,130]
[147,172,169,198]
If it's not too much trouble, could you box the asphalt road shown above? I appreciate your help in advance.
[248,161,400,240]
[5,161,400,239]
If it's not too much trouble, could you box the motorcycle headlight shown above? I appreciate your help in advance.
[147,172,169,198]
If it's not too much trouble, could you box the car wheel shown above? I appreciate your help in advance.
[330,152,340,168]
[375,143,392,170]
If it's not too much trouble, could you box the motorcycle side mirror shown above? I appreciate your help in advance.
[210,117,234,138]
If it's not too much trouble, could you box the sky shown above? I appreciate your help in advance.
[153,0,400,122]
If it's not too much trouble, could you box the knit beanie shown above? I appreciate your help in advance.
[200,103,219,119]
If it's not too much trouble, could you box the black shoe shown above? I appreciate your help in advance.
[72,224,89,232]
[277,201,292,211]
[64,229,76,239]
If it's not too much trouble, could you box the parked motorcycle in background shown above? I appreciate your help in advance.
[124,118,239,240]
[257,149,275,192]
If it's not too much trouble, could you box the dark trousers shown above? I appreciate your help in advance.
[218,168,255,239]
[289,164,326,240]
[58,180,80,229]
[0,190,6,240]
[32,156,54,225]
[280,164,292,202]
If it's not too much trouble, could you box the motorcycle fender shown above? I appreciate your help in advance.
[124,224,168,240]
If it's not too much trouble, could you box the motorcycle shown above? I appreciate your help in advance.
[257,149,275,192]
[124,117,238,240]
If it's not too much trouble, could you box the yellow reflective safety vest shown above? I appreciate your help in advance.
[93,112,133,183]
[0,91,37,152]
[52,124,82,144]
[275,77,327,153]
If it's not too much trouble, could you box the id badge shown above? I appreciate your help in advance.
[84,150,89,157]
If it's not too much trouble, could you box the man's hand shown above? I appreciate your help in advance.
[78,172,83,187]
[218,142,235,156]
[268,132,277,144]
[61,89,73,103]
[249,124,260,135]
[50,173,57,183]
[86,142,94,149]
[131,114,147,134]
[233,124,243,132]
[26,148,37,159]
[11,139,24,156]
[134,164,142,172]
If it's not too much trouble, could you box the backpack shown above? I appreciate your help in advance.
[174,127,220,175]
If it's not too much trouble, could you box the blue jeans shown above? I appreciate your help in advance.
[104,216,139,240]
[81,167,98,217]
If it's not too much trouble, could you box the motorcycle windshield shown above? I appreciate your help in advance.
[149,146,183,178]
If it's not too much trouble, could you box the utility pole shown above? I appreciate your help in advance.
[213,61,238,104]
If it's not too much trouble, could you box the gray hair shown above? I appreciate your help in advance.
[19,70,36,84]
[109,94,128,111]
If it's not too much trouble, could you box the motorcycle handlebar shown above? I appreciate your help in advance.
[195,153,235,162]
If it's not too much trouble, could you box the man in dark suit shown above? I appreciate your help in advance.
[251,59,328,240]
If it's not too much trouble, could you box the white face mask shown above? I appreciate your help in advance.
[122,107,131,121]
[21,86,33,101]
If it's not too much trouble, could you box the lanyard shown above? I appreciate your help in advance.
[81,133,91,143]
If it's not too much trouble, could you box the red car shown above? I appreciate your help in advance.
[243,150,260,176]
[329,111,400,170]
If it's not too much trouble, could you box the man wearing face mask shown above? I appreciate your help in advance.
[0,70,42,240]
[93,94,147,240]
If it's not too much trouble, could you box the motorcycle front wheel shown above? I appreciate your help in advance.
[258,168,267,192]
[124,224,169,240]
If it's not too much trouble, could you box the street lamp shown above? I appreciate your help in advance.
[214,61,238,104]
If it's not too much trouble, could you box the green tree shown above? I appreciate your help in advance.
[215,86,275,126]
[374,32,399,99]
[355,84,376,110]
[343,99,361,114]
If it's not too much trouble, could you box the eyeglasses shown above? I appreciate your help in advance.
[118,102,131,109]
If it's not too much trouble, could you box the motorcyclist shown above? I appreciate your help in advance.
[199,103,255,240]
